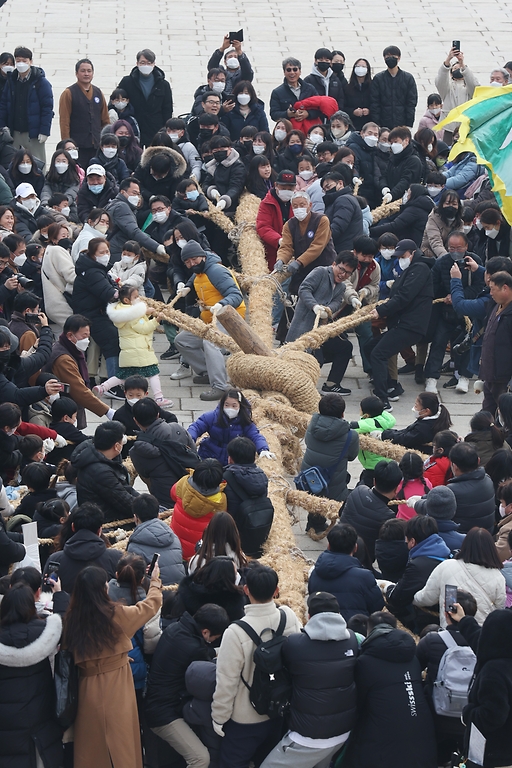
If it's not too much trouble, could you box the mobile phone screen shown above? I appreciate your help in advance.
[445,584,458,612]
[148,553,160,577]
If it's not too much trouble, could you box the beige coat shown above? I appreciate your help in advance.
[212,601,301,725]
[421,211,461,259]
[496,514,512,562]
[73,580,162,768]
[41,244,76,325]
[435,64,479,133]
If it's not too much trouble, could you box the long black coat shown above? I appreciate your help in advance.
[378,143,423,201]
[344,627,436,768]
[0,614,63,768]
[343,80,372,131]
[448,467,496,533]
[369,69,418,129]
[0,514,24,576]
[376,251,433,336]
[42,528,122,593]
[173,575,245,622]
[346,132,379,208]
[118,66,173,148]
[71,252,119,359]
[370,189,435,246]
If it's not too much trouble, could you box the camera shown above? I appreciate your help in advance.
[16,274,35,290]
[25,312,41,324]
[452,333,472,355]
[61,383,71,394]
[454,259,467,270]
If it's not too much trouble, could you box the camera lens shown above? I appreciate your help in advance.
[17,275,35,290]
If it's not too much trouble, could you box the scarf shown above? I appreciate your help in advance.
[58,332,89,385]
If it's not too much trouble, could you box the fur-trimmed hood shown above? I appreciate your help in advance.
[139,145,187,178]
[0,613,61,667]
[204,147,241,174]
[107,299,147,325]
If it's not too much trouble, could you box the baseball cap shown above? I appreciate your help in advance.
[307,591,340,616]
[415,485,457,520]
[394,239,417,257]
[276,170,296,185]
[86,164,106,176]
[15,183,36,198]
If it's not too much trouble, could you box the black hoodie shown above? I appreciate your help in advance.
[42,527,122,592]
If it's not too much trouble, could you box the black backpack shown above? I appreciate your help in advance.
[224,471,274,557]
[235,608,291,719]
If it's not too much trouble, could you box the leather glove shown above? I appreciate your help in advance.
[156,244,166,256]
[382,193,393,204]
[313,304,328,319]
[259,450,275,460]
[106,408,116,420]
[274,259,285,272]
[212,721,225,738]
[351,297,362,309]
[38,134,49,143]
[386,280,394,289]
[54,434,67,448]
[210,303,223,314]
[286,259,301,274]
[406,495,422,508]
[369,430,382,440]
[216,199,226,210]
[381,187,390,195]
[42,438,55,455]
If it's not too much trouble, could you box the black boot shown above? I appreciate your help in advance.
[415,364,425,385]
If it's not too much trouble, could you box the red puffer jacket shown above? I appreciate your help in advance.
[170,473,227,560]
[423,454,452,487]
[256,190,294,270]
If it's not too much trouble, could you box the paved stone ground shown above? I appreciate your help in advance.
[3,0,505,556]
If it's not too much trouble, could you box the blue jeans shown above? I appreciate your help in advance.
[105,356,119,378]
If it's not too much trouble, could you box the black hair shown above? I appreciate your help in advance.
[436,189,462,221]
[455,527,502,569]
[4,232,25,252]
[118,284,138,303]
[176,178,200,195]
[232,80,258,105]
[368,610,397,631]
[327,523,358,554]
[149,153,173,175]
[21,460,53,490]
[405,514,438,543]
[353,235,378,256]
[124,375,148,393]
[101,133,120,148]
[132,493,160,522]
[19,435,44,462]
[211,135,231,150]
[498,479,512,506]
[14,46,33,60]
[383,45,401,57]
[48,193,69,207]
[47,149,80,186]
[51,396,78,421]
[468,411,504,450]
[490,271,512,290]
[193,603,230,635]
[360,395,384,418]
[486,448,512,492]
[417,392,452,433]
[193,458,224,493]
[10,566,42,593]
[35,498,69,524]
[373,460,403,493]
[427,92,442,106]
[334,251,358,269]
[486,257,512,277]
[71,503,104,533]
[245,562,278,601]
[217,388,253,428]
[432,429,459,456]
[397,452,429,498]
[122,240,142,257]
[131,398,159,427]
[12,291,39,313]
[0,402,21,429]
[347,613,368,636]
[481,208,503,226]
[75,58,93,73]
[26,243,42,261]
[455,589,478,617]
[119,177,140,193]
[192,556,242,596]
[63,314,90,334]
[318,393,345,418]
[93,421,125,451]
[449,442,479,472]
[378,518,407,540]
[0,583,36,626]
[227,436,256,465]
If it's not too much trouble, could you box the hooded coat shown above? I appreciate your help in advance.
[343,626,436,768]
[0,613,63,768]
[106,299,158,368]
[378,142,423,201]
[133,145,187,204]
[376,251,433,337]
[42,528,122,593]
[370,185,434,246]
[188,405,268,465]
[202,148,247,211]
[448,467,496,533]
[308,551,384,620]
[40,244,76,326]
[72,251,120,359]
[323,185,364,252]
[183,661,220,768]
[118,65,173,148]
[283,612,358,738]
[223,462,269,532]
[340,485,394,562]
[174,574,245,622]
[301,414,359,501]
[170,472,227,559]
[127,517,185,586]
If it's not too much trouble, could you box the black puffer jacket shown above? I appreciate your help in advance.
[374,538,409,582]
[283,612,358,739]
[133,146,188,206]
[0,514,25,576]
[344,626,436,768]
[346,132,379,208]
[0,614,63,768]
[323,186,364,252]
[42,528,122,593]
[173,575,245,622]
[370,186,435,246]
[223,462,269,528]
[382,416,443,453]
[341,486,394,562]
[71,439,139,522]
[71,252,119,359]
[113,400,177,436]
[127,518,185,587]
[302,415,359,502]
[183,661,220,768]
[145,611,216,727]
[378,142,423,201]
[369,69,418,129]
[12,200,49,242]
[308,551,384,620]
[202,149,247,211]
[376,251,433,336]
[448,467,496,533]
[118,65,173,148]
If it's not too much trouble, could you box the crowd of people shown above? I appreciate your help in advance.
[0,32,512,768]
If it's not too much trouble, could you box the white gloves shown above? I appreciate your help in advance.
[54,434,67,448]
[211,303,223,314]
[278,237,283,246]
[114,528,128,541]
[210,189,221,201]
[42,438,55,455]
[38,134,49,143]
[177,282,185,291]
[106,408,116,420]
[351,297,362,309]
[386,280,394,289]
[378,579,396,594]
[359,287,370,300]
[313,304,328,319]
[212,721,225,738]
[259,450,275,460]
[178,286,190,297]
[406,495,422,508]
[382,193,393,204]
[216,199,226,210]
[474,379,484,394]
[156,244,166,256]
[352,176,362,185]
[369,430,382,440]
[381,187,390,195]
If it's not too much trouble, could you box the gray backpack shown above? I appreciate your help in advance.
[432,630,476,717]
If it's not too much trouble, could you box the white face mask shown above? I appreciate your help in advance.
[103,147,117,159]
[309,132,323,144]
[427,186,441,197]
[462,224,472,234]
[18,163,32,174]
[402,192,410,204]
[121,255,135,265]
[68,149,79,160]
[175,239,187,249]
[398,256,410,270]
[96,253,110,266]
[113,100,128,110]
[489,81,503,87]
[48,393,60,404]
[15,61,30,73]
[485,227,499,239]
[499,503,507,518]
[427,143,433,152]
[95,222,109,234]
[127,195,140,207]
[380,249,395,260]
[252,144,265,155]
[223,407,239,419]
[168,133,180,142]
[475,218,483,230]
[1,65,14,74]
[138,64,154,76]
[153,210,168,223]
[299,170,314,180]
[331,126,346,138]
[211,81,225,94]
[75,337,90,351]
[293,207,308,221]
[363,134,378,147]
[237,93,251,105]
[274,129,287,142]
[226,56,239,69]
[378,141,391,152]
[354,65,368,77]
[55,162,69,174]
[412,405,420,414]
[429,108,441,116]
[13,254,26,266]
[127,397,140,406]
[391,142,404,155]
[61,206,70,218]
[21,197,38,213]
[277,189,294,202]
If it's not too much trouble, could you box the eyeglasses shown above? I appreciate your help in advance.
[205,100,219,105]
[285,67,299,73]
[336,266,354,276]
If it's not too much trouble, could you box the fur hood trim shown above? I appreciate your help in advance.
[0,613,62,667]
[107,300,147,323]
[140,145,188,178]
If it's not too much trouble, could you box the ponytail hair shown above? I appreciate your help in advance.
[397,451,429,498]
[115,553,146,604]
[417,391,452,433]
[432,429,459,456]
[468,410,505,450]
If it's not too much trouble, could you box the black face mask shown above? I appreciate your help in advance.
[316,61,330,73]
[443,206,459,218]
[198,128,214,140]
[0,350,10,362]
[202,154,214,165]
[213,150,229,163]
[451,69,464,80]
[58,237,72,251]
[323,188,339,204]
[191,261,205,274]
[118,135,130,147]
[385,56,398,69]
[331,63,344,74]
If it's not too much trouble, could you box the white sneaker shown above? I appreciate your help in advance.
[455,376,469,394]
[425,378,438,393]
[170,364,191,380]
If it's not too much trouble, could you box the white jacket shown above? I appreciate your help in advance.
[41,245,76,325]
[178,140,202,181]
[435,64,479,131]
[413,558,506,628]
[109,258,147,295]
[212,601,301,725]
[71,222,101,263]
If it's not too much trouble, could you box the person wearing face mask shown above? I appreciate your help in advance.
[90,134,130,184]
[220,81,269,141]
[105,177,168,262]
[8,148,44,200]
[328,111,353,146]
[113,374,177,440]
[479,271,512,414]
[347,121,380,207]
[144,194,185,254]
[41,149,81,215]
[0,52,14,102]
[435,47,479,145]
[164,118,202,182]
[370,45,418,129]
[343,57,373,131]
[76,164,118,223]
[304,48,345,109]
[202,136,247,212]
[370,184,434,246]
[133,145,188,210]
[379,126,422,202]
[321,168,364,253]
[256,169,296,270]
[0,46,53,165]
[207,34,254,95]
[8,290,43,353]
[109,240,148,296]
[411,127,438,183]
[19,242,44,301]
[274,129,315,174]
[11,182,46,242]
[109,119,142,173]
[477,207,512,261]
[71,207,110,262]
[367,239,434,410]
[39,221,77,325]
[304,125,329,155]
[173,179,209,226]
[418,93,444,137]
[191,68,230,116]
[375,233,399,299]
[421,190,463,259]
[107,88,141,142]
[117,49,173,149]
[45,314,115,429]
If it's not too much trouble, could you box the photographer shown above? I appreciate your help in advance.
[0,326,61,408]
[423,231,483,395]
[0,242,26,321]
[8,291,43,353]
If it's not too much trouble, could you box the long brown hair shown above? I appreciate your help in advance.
[63,566,120,658]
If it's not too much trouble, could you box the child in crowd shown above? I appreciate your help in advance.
[423,429,459,487]
[95,284,172,407]
[396,452,432,520]
[33,497,70,538]
[464,410,511,467]
[170,458,227,559]
[188,388,271,466]
[109,241,148,297]
[49,396,88,460]
[114,375,177,438]
[17,463,58,518]
[172,178,209,217]
[351,396,396,487]
[295,156,318,191]
[375,233,399,299]
[375,518,409,583]
[107,88,140,140]
[18,435,46,469]
[50,458,78,511]
[380,392,453,452]
[418,92,443,134]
